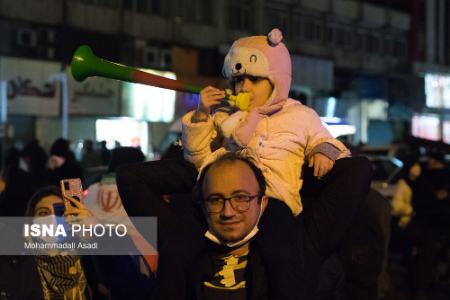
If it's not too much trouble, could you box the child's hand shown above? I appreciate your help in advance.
[197,86,225,115]
[309,153,334,178]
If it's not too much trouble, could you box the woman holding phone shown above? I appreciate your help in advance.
[0,185,153,300]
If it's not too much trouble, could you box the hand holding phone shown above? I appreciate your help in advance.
[60,178,93,221]
[60,178,84,213]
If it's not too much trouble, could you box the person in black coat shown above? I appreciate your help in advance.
[116,153,372,299]
[0,147,34,216]
[408,152,450,298]
[20,139,51,189]
[47,138,83,186]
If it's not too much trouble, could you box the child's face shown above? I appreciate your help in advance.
[233,75,273,110]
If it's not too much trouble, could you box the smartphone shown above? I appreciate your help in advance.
[60,178,83,207]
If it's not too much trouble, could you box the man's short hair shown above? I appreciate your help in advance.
[194,153,266,204]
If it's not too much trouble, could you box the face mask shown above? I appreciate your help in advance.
[205,201,263,248]
[32,215,70,244]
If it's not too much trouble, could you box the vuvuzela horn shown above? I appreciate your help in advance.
[71,45,200,93]
[70,45,250,110]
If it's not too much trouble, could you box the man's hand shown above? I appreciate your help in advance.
[309,153,334,178]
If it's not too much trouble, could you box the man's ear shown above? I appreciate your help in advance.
[260,195,269,213]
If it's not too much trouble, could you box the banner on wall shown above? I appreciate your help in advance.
[0,57,60,116]
[66,66,120,115]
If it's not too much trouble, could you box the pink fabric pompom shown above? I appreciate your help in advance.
[268,28,283,45]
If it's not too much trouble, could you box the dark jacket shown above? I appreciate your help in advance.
[116,156,372,299]
[413,167,450,231]
[0,167,34,216]
[154,230,270,300]
[48,160,84,187]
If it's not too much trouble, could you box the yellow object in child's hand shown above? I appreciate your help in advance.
[225,89,250,111]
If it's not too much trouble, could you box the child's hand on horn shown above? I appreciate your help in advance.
[192,86,225,123]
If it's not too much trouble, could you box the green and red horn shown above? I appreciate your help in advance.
[70,45,250,110]
[71,45,201,94]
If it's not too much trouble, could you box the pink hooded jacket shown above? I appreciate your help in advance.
[182,29,350,215]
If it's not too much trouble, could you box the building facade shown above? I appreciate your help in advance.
[2,0,446,151]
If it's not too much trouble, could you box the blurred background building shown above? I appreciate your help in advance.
[0,0,448,160]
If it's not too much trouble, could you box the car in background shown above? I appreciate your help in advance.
[368,156,404,200]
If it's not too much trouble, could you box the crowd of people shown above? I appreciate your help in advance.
[390,149,450,299]
[0,137,157,299]
[0,138,82,217]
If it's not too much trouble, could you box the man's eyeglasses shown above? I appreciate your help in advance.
[204,194,259,213]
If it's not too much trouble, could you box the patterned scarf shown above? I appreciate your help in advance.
[35,255,88,300]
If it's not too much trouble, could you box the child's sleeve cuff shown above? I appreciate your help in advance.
[309,142,342,161]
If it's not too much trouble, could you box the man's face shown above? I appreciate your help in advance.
[202,161,267,242]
